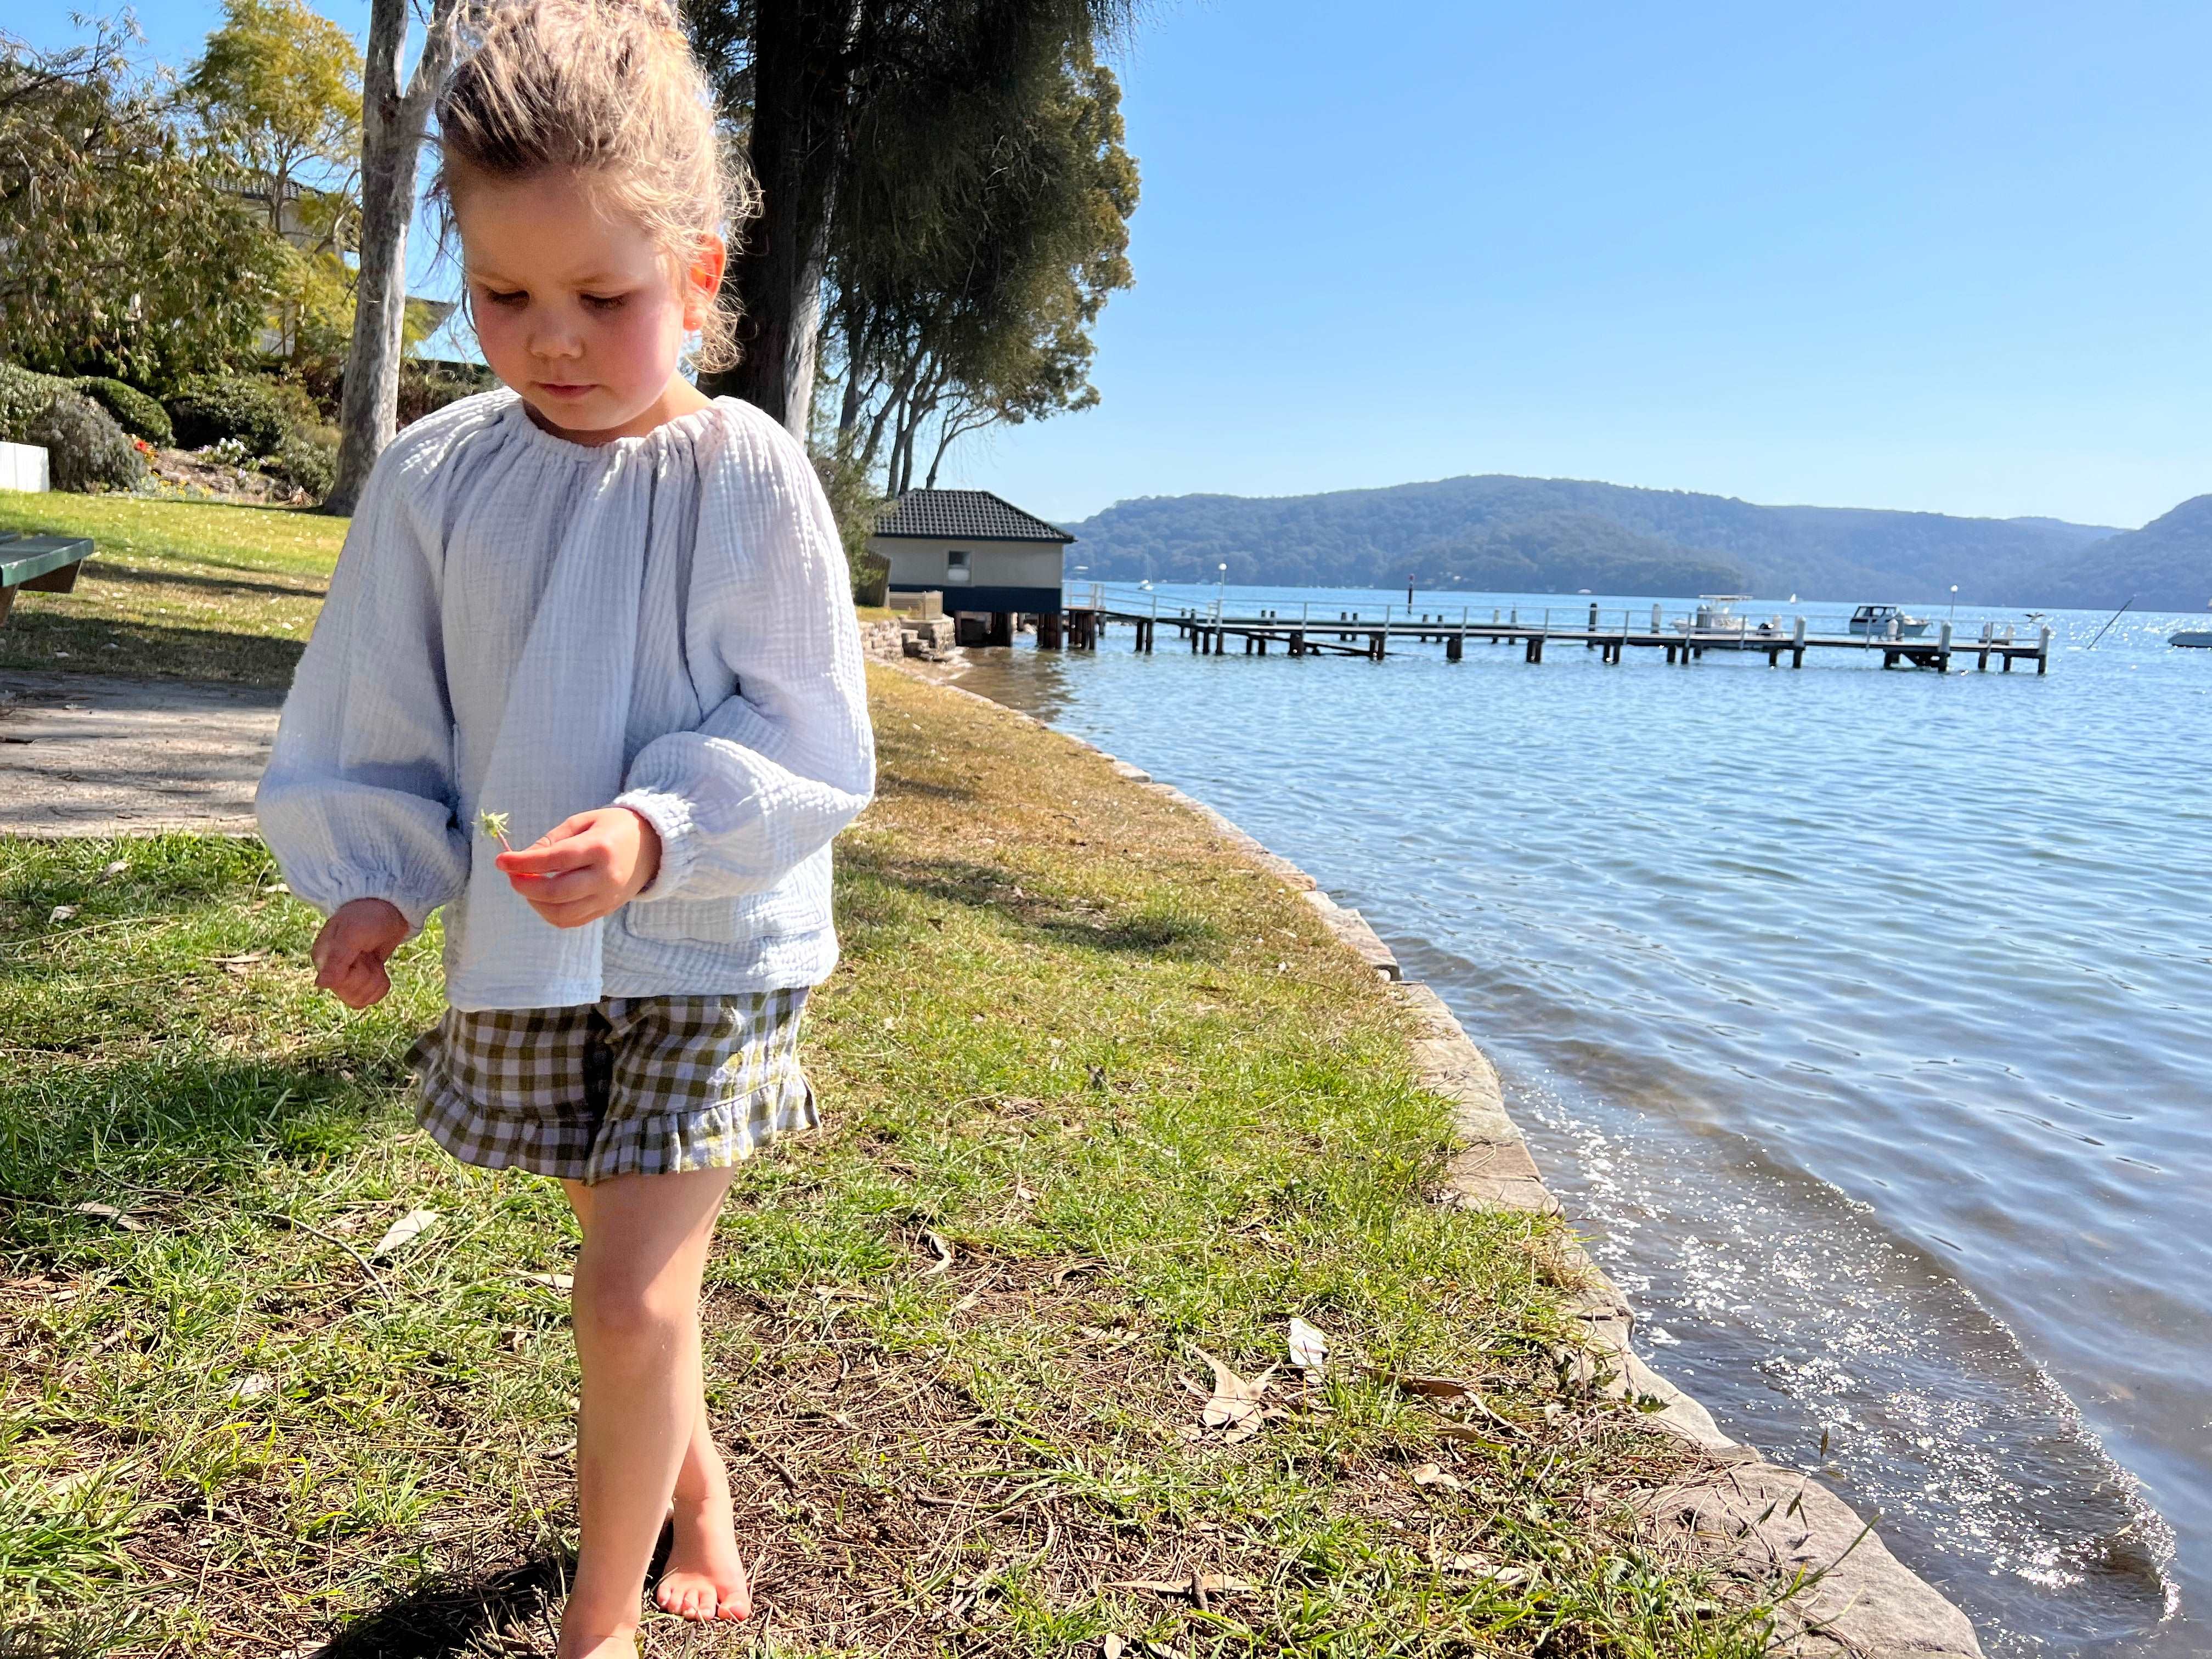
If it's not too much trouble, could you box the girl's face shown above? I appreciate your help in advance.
[454,167,725,444]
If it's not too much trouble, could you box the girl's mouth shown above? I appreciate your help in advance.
[535,381,596,400]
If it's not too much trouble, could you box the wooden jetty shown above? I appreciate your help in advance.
[1053,594,2052,674]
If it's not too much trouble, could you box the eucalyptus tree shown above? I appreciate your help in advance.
[684,0,1136,443]
[325,0,459,514]
[828,38,1136,493]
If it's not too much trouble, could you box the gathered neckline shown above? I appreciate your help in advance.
[495,389,733,460]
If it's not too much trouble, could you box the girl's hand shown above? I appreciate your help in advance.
[311,898,410,1008]
[495,806,663,929]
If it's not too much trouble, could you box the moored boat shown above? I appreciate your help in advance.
[1848,603,1931,639]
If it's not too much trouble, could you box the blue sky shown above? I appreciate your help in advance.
[33,0,2212,528]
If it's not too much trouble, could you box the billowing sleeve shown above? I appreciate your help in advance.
[614,415,876,902]
[255,448,469,933]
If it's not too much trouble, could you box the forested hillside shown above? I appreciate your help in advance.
[2019,495,2212,614]
[1065,475,2140,603]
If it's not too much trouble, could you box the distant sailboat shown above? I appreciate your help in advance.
[2171,602,2212,649]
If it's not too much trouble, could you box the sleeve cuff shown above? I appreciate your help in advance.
[614,788,698,902]
[322,881,445,940]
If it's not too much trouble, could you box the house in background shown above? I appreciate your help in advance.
[868,489,1074,647]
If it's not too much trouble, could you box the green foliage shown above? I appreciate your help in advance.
[70,377,173,447]
[25,392,146,493]
[184,0,363,224]
[811,443,891,601]
[0,23,284,386]
[167,374,290,456]
[0,365,74,444]
[396,360,498,428]
[823,21,1139,492]
[259,429,338,501]
[185,0,365,392]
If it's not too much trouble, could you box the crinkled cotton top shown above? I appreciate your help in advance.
[256,390,876,1011]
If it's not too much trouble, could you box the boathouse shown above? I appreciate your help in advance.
[868,489,1074,646]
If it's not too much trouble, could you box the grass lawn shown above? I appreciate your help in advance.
[0,495,341,687]
[0,498,1780,1657]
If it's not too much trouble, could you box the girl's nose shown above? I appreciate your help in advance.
[531,329,584,362]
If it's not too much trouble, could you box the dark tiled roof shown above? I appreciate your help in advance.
[872,489,1075,543]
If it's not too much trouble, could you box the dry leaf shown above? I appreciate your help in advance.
[1107,1574,1256,1598]
[1369,1368,1479,1402]
[1102,1638,1128,1659]
[522,1272,573,1291]
[48,904,78,923]
[370,1208,441,1260]
[1411,1462,1463,1491]
[1184,1342,1278,1442]
[101,860,129,877]
[921,1230,955,1275]
[72,1201,142,1232]
[211,951,268,973]
[232,1373,273,1400]
[1053,1257,1108,1284]
[1286,1316,1328,1379]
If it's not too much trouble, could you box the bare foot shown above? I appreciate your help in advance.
[654,1492,751,1622]
[554,1625,639,1659]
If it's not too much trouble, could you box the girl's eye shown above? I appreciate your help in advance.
[481,288,527,308]
[582,293,629,312]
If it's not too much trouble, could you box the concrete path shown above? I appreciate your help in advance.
[0,671,283,836]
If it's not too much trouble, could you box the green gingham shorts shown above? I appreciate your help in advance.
[405,990,816,1186]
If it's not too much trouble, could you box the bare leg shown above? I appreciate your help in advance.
[554,1167,736,1657]
[561,1181,751,1623]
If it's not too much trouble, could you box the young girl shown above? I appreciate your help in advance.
[255,2,874,1650]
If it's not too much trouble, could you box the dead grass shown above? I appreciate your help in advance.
[0,668,1780,1658]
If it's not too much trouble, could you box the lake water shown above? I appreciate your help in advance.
[952,585,2210,1657]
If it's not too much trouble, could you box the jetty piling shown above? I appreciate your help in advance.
[1064,586,2054,675]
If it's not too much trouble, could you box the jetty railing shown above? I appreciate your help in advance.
[1061,584,2051,673]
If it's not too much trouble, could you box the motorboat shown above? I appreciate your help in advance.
[1848,603,1931,639]
[1678,595,1789,651]
[1688,594,1753,634]
[2171,632,2212,648]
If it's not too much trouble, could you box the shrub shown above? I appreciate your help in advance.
[0,363,74,444]
[261,431,338,501]
[26,391,146,492]
[71,376,173,447]
[397,360,497,428]
[167,373,289,456]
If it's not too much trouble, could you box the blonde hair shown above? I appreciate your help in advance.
[430,0,755,370]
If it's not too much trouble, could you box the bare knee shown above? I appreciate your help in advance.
[573,1268,694,1355]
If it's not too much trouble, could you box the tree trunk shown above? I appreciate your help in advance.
[325,0,455,515]
[698,0,855,437]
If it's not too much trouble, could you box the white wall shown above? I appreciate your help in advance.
[868,535,1063,594]
[0,443,49,493]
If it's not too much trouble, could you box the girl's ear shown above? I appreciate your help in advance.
[682,235,728,331]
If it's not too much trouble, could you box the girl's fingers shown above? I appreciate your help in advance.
[508,865,601,901]
[496,840,597,877]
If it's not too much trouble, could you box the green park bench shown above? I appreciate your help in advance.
[0,532,95,628]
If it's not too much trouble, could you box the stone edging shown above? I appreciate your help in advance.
[900,665,1983,1659]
